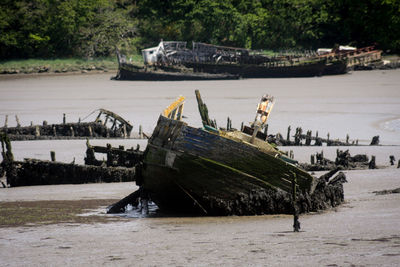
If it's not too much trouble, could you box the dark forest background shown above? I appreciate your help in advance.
[1,0,399,59]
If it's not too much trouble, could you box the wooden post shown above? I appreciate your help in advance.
[50,151,56,162]
[35,126,40,137]
[15,115,21,127]
[139,125,143,139]
[195,89,215,128]
[369,156,376,169]
[291,172,300,232]
[389,155,395,165]
[250,125,260,144]
[63,113,66,124]
[305,130,312,145]
[287,126,291,141]
[88,125,93,137]
[264,124,268,135]
[123,124,127,138]
[70,126,75,137]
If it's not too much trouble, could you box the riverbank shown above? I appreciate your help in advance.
[0,55,141,75]
[1,54,398,77]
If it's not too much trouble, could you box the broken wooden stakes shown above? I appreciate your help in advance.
[0,109,147,141]
[0,138,143,187]
[300,149,376,171]
[266,126,379,146]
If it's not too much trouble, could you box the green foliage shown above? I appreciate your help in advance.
[0,0,399,60]
[0,0,137,59]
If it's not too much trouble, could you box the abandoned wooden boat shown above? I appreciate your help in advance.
[114,41,350,80]
[115,49,239,81]
[140,91,325,215]
[0,109,133,141]
[184,60,327,78]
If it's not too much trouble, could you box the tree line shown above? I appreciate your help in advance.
[1,0,399,59]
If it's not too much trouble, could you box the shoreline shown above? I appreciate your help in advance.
[0,69,117,81]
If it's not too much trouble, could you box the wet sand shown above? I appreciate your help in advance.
[1,69,400,266]
[0,168,399,266]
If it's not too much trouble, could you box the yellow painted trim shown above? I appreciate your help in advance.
[162,96,186,118]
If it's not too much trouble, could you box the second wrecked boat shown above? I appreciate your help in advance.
[138,91,344,215]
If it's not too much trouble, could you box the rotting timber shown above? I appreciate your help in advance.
[114,41,349,81]
[0,109,137,141]
[0,134,142,187]
[119,91,346,216]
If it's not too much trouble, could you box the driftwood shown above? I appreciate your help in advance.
[373,188,400,195]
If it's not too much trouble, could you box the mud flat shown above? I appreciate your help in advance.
[0,68,399,265]
[0,168,399,266]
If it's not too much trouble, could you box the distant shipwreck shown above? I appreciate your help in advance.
[115,41,383,81]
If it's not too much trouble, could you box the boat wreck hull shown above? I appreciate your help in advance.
[185,61,327,78]
[142,116,328,215]
[116,65,239,81]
